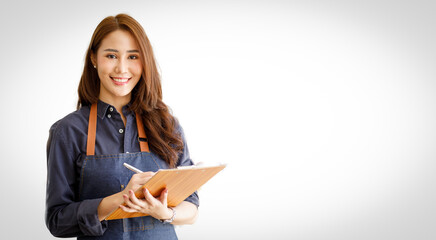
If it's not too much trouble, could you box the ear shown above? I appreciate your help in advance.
[90,52,97,67]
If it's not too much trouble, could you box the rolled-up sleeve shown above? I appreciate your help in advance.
[176,124,200,207]
[45,122,107,237]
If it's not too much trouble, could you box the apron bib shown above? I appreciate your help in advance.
[78,103,177,240]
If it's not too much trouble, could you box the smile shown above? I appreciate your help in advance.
[111,77,131,85]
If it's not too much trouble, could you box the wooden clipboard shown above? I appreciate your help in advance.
[105,164,226,220]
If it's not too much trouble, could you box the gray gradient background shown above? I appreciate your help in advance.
[1,0,436,239]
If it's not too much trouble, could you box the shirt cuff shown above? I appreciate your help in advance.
[77,198,108,236]
[184,191,200,208]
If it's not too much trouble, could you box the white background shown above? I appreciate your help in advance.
[1,0,436,239]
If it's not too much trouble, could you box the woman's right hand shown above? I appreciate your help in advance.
[122,171,155,195]
[98,171,155,221]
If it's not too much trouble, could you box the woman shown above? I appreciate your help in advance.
[45,14,199,239]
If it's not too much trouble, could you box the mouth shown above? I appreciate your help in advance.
[110,77,131,86]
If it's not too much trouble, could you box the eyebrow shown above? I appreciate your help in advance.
[103,48,140,53]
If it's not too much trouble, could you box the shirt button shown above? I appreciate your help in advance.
[109,107,114,112]
[119,129,124,134]
[107,114,111,118]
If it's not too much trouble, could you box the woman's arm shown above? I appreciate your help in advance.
[171,201,198,225]
[46,122,106,237]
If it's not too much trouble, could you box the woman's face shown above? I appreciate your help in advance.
[92,29,142,105]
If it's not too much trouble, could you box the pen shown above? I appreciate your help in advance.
[123,163,143,173]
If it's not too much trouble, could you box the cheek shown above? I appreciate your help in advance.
[97,60,113,76]
[98,58,113,69]
[97,68,110,80]
[132,63,143,77]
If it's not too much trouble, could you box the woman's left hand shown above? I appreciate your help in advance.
[119,188,173,220]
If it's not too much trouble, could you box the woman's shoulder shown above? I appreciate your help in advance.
[49,106,90,137]
[172,116,185,136]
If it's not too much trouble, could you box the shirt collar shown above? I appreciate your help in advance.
[97,100,111,119]
[96,100,133,119]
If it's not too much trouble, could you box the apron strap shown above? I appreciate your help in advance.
[86,103,150,156]
[86,103,97,156]
[135,113,150,152]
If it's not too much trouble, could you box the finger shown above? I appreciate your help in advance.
[159,188,168,206]
[119,204,137,213]
[143,188,159,206]
[123,194,142,211]
[128,190,146,207]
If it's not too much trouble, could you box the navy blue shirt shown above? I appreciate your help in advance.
[45,100,199,237]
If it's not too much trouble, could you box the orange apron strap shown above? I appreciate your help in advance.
[86,103,98,156]
[135,113,150,152]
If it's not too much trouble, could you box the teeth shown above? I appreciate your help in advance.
[112,78,129,83]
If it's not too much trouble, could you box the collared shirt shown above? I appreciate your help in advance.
[45,100,199,237]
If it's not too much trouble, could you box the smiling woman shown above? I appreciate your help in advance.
[45,14,199,239]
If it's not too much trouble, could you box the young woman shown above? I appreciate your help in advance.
[45,14,199,239]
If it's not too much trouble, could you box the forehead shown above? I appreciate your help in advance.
[98,29,139,51]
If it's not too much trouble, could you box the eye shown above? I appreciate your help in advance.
[106,54,117,59]
[128,55,139,60]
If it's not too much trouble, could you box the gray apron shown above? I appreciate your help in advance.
[78,103,177,239]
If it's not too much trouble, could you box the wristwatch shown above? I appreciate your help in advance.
[160,207,176,224]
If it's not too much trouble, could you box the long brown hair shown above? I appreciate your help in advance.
[77,14,183,168]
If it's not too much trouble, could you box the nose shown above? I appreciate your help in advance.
[115,58,128,73]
